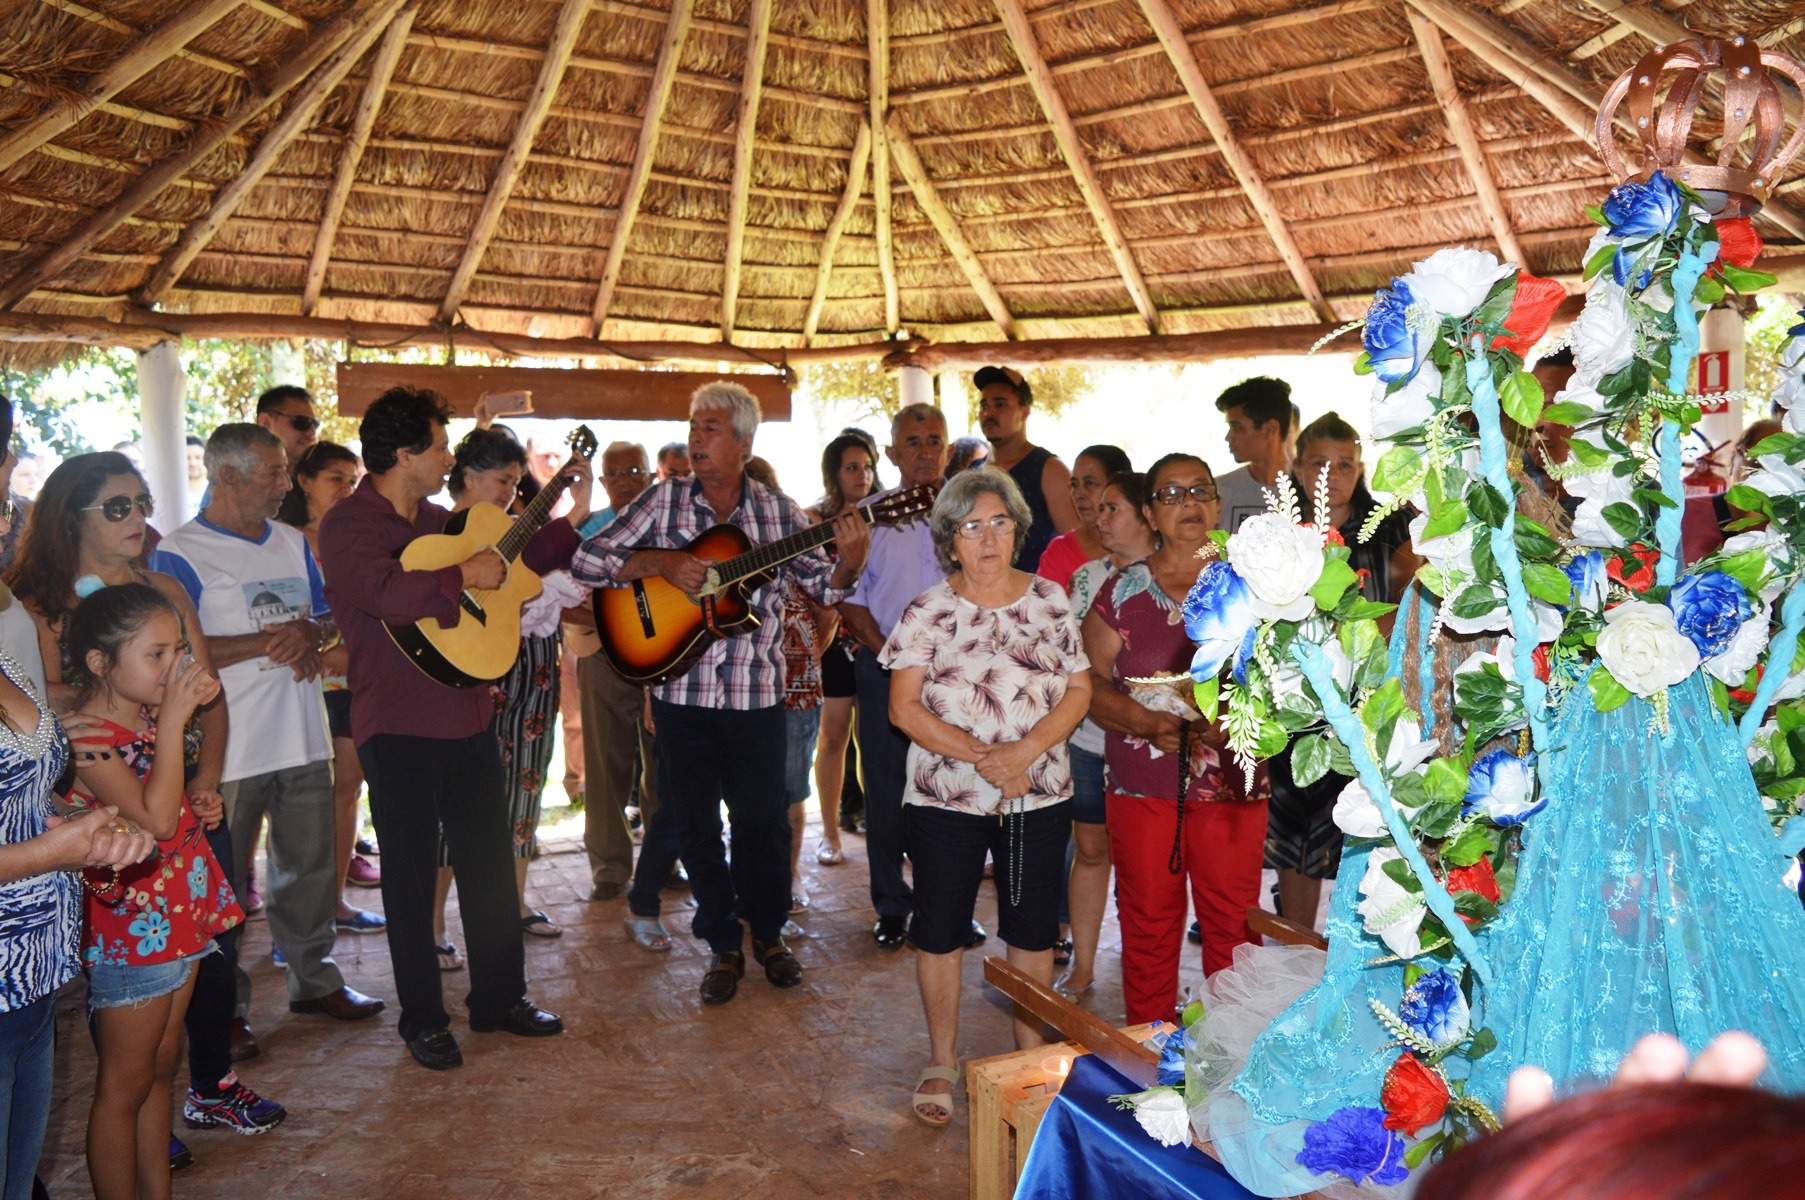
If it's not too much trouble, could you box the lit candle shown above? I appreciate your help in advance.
[1042,1055,1073,1095]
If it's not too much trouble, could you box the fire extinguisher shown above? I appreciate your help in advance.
[1685,440,1730,497]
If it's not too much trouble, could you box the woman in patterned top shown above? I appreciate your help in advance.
[62,584,243,1200]
[881,469,1091,1128]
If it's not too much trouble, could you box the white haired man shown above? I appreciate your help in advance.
[571,382,869,1005]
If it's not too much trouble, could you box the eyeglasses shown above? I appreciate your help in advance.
[602,466,645,480]
[282,413,320,433]
[1152,484,1219,506]
[83,493,155,521]
[954,514,1017,540]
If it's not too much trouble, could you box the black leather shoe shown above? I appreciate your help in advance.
[752,938,803,988]
[469,1001,564,1037]
[289,985,385,1021]
[663,867,689,892]
[407,1028,463,1071]
[700,951,745,1005]
[966,919,987,950]
[873,915,908,949]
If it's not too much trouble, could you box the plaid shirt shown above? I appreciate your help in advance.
[571,475,847,710]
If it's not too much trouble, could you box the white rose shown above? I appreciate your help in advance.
[1566,450,1637,548]
[1746,455,1805,498]
[1706,605,1770,685]
[1778,670,1805,703]
[1570,281,1636,383]
[1334,720,1435,837]
[1772,373,1805,417]
[1129,1088,1194,1148]
[1455,634,1517,684]
[1595,600,1700,697]
[1267,634,1353,709]
[1782,336,1805,372]
[1226,514,1324,622]
[1371,360,1441,441]
[1404,247,1514,318]
[1357,847,1427,959]
[1406,512,1476,576]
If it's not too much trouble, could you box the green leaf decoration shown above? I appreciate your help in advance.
[1311,558,1359,610]
[1414,796,1464,839]
[1568,437,1611,468]
[1327,738,1357,778]
[1717,263,1778,293]
[1469,481,1510,529]
[1588,666,1632,713]
[1353,350,1374,376]
[1181,999,1206,1030]
[1632,486,1678,510]
[1451,583,1502,620]
[1499,370,1545,429]
[1522,561,1572,606]
[1361,678,1407,751]
[1601,501,1645,542]
[1441,825,1494,868]
[1404,1132,1447,1170]
[1694,274,1726,305]
[1340,599,1398,622]
[1422,757,1470,808]
[1583,203,1607,227]
[1539,401,1594,426]
[1421,497,1469,541]
[1382,855,1424,894]
[1372,445,1422,494]
[1194,677,1220,723]
[1291,733,1335,788]
[1466,1027,1498,1060]
[1452,890,1500,924]
[1512,516,1559,560]
[1255,719,1289,760]
[1716,549,1768,593]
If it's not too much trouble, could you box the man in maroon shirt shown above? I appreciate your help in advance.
[318,387,569,1070]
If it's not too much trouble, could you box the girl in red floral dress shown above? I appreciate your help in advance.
[63,584,242,1200]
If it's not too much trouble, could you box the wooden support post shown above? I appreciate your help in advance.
[1132,0,1334,324]
[869,0,898,334]
[137,340,187,536]
[720,0,774,340]
[993,0,1159,334]
[437,0,589,322]
[303,6,415,314]
[884,114,1016,340]
[590,0,694,333]
[1407,7,1529,268]
[142,0,411,305]
[0,0,405,312]
[803,119,872,344]
[0,0,244,174]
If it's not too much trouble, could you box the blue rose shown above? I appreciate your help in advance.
[1789,307,1805,338]
[1564,550,1606,612]
[1668,570,1751,658]
[1462,748,1543,826]
[1396,967,1471,1048]
[1184,562,1257,682]
[1152,1026,1189,1086]
[1296,1106,1409,1187]
[1602,172,1682,240]
[1362,279,1431,385]
[129,911,171,958]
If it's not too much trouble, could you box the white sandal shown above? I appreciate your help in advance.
[622,916,672,952]
[912,1065,960,1127]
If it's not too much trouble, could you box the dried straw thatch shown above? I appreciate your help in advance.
[1,0,1803,369]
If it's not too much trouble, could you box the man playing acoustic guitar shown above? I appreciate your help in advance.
[571,382,869,1006]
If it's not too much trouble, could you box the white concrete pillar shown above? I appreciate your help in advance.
[1696,305,1745,460]
[137,340,187,535]
[899,363,933,409]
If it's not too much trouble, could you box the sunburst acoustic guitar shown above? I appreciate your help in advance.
[386,425,598,688]
[594,484,936,685]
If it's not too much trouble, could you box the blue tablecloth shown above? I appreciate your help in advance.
[1014,1054,1261,1200]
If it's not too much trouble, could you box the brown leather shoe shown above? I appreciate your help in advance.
[228,1018,259,1062]
[590,881,624,901]
[752,938,803,988]
[700,951,745,1006]
[289,985,386,1021]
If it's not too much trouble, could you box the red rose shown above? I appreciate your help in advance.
[1606,543,1659,593]
[1531,642,1551,682]
[1445,856,1502,906]
[1492,272,1568,358]
[1313,525,1346,547]
[1712,218,1763,270]
[1381,1053,1450,1136]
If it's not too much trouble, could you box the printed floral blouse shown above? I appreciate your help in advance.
[879,576,1088,816]
[67,716,242,968]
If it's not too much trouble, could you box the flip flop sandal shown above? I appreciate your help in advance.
[1052,937,1074,967]
[622,916,672,952]
[912,1066,960,1128]
[816,841,845,866]
[436,943,464,972]
[520,911,563,938]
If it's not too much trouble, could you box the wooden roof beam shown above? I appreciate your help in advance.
[1133,0,1333,324]
[140,0,413,306]
[437,0,589,323]
[304,6,415,315]
[1408,7,1528,268]
[32,0,249,77]
[589,0,693,333]
[0,0,245,174]
[0,0,406,313]
[804,120,872,344]
[870,0,898,333]
[885,113,1015,339]
[721,0,774,340]
[994,0,1158,334]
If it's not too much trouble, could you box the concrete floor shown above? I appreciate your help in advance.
[36,812,1318,1199]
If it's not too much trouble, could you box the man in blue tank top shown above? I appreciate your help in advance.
[972,366,1075,573]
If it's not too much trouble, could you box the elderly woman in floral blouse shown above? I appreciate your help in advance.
[881,468,1091,1129]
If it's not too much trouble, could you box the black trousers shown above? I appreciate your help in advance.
[357,732,524,1042]
[184,815,237,1091]
[650,699,789,953]
[853,647,913,921]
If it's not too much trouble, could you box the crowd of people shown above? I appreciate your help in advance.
[11,345,1781,1194]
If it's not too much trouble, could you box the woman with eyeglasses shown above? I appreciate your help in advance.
[882,468,1091,1127]
[1035,444,1131,593]
[1083,453,1269,1026]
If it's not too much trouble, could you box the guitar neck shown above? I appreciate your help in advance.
[717,506,870,583]
[495,472,571,562]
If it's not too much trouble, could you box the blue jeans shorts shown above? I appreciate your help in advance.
[86,943,215,1013]
[1068,743,1107,825]
[783,706,822,805]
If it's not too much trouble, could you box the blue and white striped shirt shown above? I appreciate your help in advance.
[0,651,76,1013]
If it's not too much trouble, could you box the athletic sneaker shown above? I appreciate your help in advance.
[347,853,381,888]
[182,1073,287,1135]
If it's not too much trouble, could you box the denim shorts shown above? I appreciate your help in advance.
[783,706,823,805]
[1068,743,1107,825]
[86,943,215,1012]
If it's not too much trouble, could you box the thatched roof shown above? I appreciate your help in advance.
[1,0,1803,368]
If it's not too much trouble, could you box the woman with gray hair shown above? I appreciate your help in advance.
[880,468,1091,1128]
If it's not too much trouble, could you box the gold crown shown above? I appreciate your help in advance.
[1596,36,1805,216]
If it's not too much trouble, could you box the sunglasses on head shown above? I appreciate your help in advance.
[83,493,155,521]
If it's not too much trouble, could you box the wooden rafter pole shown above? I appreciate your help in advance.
[868,0,898,333]
[993,0,1159,334]
[1133,0,1333,324]
[0,0,244,174]
[885,113,1016,339]
[1406,7,1528,267]
[438,0,590,323]
[590,0,694,334]
[142,0,412,305]
[0,0,403,312]
[720,0,774,339]
[303,5,414,314]
[804,119,872,344]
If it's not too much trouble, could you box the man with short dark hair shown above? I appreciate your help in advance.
[256,385,320,467]
[318,387,569,1070]
[1214,376,1294,533]
[972,366,1075,571]
[656,442,691,481]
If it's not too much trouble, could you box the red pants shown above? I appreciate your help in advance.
[1106,792,1268,1026]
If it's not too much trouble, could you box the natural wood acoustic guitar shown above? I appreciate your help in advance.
[386,425,598,688]
[594,484,936,685]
